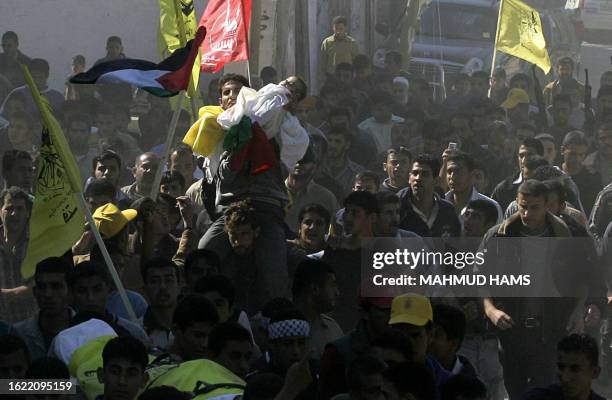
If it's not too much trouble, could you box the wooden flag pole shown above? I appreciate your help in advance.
[150,90,188,200]
[489,0,504,98]
[76,193,138,323]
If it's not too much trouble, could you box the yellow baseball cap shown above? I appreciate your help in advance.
[92,203,137,239]
[501,88,530,109]
[388,293,433,326]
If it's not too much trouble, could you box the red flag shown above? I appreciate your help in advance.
[198,0,252,73]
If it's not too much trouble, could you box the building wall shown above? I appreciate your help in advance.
[0,0,169,92]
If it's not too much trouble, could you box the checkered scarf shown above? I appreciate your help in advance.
[268,319,310,340]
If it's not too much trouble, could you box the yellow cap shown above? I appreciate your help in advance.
[388,293,433,326]
[501,88,530,109]
[92,203,137,239]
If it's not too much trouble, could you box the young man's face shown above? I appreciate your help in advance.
[94,159,121,188]
[0,194,29,232]
[34,272,69,317]
[353,178,378,193]
[185,261,219,291]
[314,273,339,313]
[329,115,350,131]
[371,104,392,123]
[211,340,253,379]
[541,140,557,164]
[562,143,588,169]
[96,113,116,137]
[7,118,32,151]
[546,191,564,216]
[290,160,316,182]
[87,195,113,214]
[517,192,548,230]
[270,336,308,371]
[470,78,489,98]
[174,321,215,360]
[553,101,572,125]
[0,348,28,379]
[557,351,600,400]
[298,211,327,249]
[67,120,91,154]
[227,224,259,256]
[160,180,184,199]
[557,63,573,79]
[517,145,538,170]
[384,152,411,186]
[219,80,244,110]
[71,276,110,315]
[463,208,491,237]
[446,160,472,194]
[98,358,147,400]
[598,128,612,157]
[332,22,347,38]
[1,37,17,57]
[326,133,349,160]
[170,151,195,184]
[144,266,179,308]
[344,205,373,237]
[4,157,34,191]
[133,154,159,187]
[106,42,123,59]
[392,323,430,364]
[428,323,460,366]
[409,162,434,198]
[377,202,401,236]
[202,290,232,323]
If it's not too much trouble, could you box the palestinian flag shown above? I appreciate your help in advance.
[70,27,205,97]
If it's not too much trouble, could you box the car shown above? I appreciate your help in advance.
[410,0,582,87]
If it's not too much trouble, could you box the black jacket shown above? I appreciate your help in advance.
[397,188,461,237]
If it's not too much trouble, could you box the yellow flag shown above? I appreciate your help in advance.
[159,0,201,109]
[20,65,84,279]
[495,0,551,74]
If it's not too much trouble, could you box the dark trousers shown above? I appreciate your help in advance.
[498,327,558,400]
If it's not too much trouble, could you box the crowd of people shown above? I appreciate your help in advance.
[2,12,612,400]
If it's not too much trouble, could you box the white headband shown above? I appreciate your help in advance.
[268,319,310,340]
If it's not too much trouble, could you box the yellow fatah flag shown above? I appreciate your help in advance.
[159,0,201,107]
[20,65,84,279]
[182,105,225,156]
[495,0,551,74]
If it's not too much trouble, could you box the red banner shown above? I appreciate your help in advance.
[198,0,252,73]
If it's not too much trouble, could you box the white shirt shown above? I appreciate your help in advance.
[445,186,503,224]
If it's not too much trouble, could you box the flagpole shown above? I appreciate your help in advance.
[172,0,199,121]
[150,90,188,200]
[76,193,138,323]
[489,0,504,98]
[241,0,252,87]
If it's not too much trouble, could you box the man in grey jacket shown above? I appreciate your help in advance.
[198,73,309,314]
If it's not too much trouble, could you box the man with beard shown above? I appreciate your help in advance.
[543,57,584,107]
[379,147,411,194]
[121,152,160,203]
[285,146,338,233]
